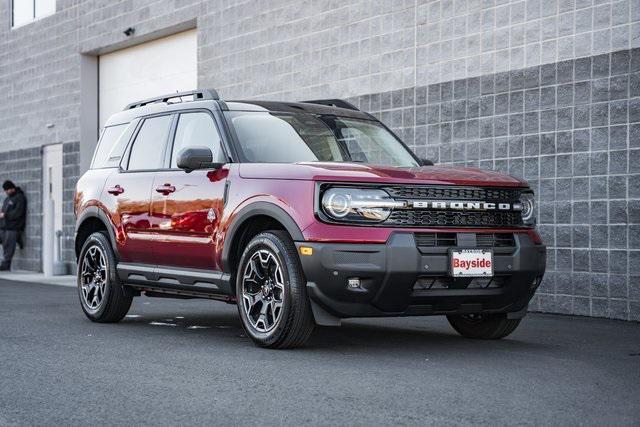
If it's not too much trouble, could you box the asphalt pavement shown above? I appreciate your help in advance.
[1,279,638,426]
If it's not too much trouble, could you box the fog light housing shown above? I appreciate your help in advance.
[347,278,361,289]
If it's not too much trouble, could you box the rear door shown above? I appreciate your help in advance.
[150,110,228,269]
[104,114,173,264]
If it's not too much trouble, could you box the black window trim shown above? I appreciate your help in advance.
[119,112,176,174]
[163,108,230,172]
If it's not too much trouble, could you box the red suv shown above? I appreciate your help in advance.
[75,89,546,348]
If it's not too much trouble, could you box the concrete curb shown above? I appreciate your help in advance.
[0,271,75,287]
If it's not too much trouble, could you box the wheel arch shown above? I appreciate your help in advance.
[75,207,119,260]
[221,202,304,274]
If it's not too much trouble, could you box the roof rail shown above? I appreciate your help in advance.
[302,99,360,111]
[124,89,220,110]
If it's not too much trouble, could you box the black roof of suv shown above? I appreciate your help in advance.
[106,89,373,127]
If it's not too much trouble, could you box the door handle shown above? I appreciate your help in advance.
[107,185,124,195]
[155,184,176,195]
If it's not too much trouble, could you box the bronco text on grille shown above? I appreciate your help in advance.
[381,185,526,227]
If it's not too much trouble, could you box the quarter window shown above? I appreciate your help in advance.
[12,0,55,27]
[92,123,129,169]
[170,112,225,168]
[127,115,172,171]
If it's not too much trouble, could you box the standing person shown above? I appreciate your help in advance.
[0,181,27,271]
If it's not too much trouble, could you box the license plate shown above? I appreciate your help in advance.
[450,249,493,277]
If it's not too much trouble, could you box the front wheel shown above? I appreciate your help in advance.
[77,232,132,322]
[447,313,521,339]
[236,231,314,349]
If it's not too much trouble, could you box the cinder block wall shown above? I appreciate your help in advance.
[0,147,42,271]
[0,0,638,320]
[346,48,640,320]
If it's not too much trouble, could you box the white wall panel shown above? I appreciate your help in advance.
[99,29,197,127]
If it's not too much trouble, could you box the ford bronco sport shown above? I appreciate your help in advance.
[75,89,546,348]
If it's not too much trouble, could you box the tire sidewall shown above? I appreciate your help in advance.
[236,233,299,346]
[447,313,519,339]
[77,233,116,320]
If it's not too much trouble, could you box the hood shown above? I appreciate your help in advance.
[239,162,528,187]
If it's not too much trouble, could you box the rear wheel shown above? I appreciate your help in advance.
[447,313,521,339]
[236,231,314,349]
[77,232,132,322]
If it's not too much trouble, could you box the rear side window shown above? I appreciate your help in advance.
[127,115,173,171]
[170,112,225,168]
[92,124,130,169]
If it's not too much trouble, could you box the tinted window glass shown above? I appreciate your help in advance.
[228,112,419,167]
[230,114,319,163]
[171,112,225,168]
[92,122,136,169]
[127,115,172,170]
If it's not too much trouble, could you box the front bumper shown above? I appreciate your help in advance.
[296,232,546,319]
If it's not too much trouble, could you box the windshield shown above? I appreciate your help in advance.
[227,111,419,167]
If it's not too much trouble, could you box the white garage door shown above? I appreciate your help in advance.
[99,29,197,127]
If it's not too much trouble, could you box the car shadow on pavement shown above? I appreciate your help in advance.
[111,306,551,354]
[309,321,551,354]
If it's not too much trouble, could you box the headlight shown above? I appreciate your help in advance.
[519,191,536,225]
[321,187,404,222]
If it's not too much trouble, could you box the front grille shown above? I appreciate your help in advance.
[414,232,516,247]
[380,185,524,228]
[384,186,520,202]
[413,276,505,291]
[414,232,457,247]
[476,233,516,247]
[386,210,523,227]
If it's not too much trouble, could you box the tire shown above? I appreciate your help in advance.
[77,232,132,323]
[236,230,315,349]
[447,313,521,339]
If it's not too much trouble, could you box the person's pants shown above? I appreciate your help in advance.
[0,230,18,268]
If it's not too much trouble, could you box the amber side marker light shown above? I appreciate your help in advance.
[299,246,313,256]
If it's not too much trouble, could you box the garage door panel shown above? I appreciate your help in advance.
[99,29,197,127]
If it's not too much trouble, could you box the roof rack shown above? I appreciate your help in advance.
[124,89,220,110]
[302,99,360,111]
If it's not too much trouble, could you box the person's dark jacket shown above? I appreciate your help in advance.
[1,187,27,231]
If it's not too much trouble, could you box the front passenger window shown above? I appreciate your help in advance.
[171,112,225,168]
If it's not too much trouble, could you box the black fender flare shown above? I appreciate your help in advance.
[221,201,304,272]
[75,206,119,260]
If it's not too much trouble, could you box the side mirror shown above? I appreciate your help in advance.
[420,158,434,166]
[176,147,223,173]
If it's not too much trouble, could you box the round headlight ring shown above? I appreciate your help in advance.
[324,191,351,218]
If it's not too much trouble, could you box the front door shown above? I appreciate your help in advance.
[150,111,228,269]
[105,114,173,264]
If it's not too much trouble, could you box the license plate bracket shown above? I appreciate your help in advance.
[449,249,494,277]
